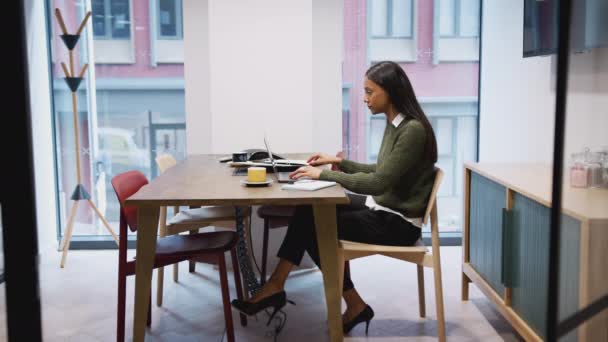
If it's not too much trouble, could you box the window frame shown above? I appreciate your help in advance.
[92,0,132,40]
[157,0,183,40]
[370,0,415,39]
[439,0,480,38]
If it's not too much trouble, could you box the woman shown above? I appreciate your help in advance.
[232,61,438,334]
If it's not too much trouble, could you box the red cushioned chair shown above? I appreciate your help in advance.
[111,170,246,342]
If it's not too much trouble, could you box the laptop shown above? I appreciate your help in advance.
[263,136,298,184]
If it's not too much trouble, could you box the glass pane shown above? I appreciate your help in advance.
[159,0,177,37]
[436,118,453,154]
[369,116,386,161]
[460,0,480,37]
[92,0,106,37]
[346,0,479,233]
[153,128,186,165]
[371,0,388,36]
[439,0,455,36]
[111,0,130,39]
[49,0,185,238]
[392,0,412,37]
[561,17,607,341]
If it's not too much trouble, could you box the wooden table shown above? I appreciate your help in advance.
[125,154,349,342]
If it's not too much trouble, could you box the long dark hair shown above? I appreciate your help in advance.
[365,61,438,163]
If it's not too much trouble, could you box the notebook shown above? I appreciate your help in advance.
[281,180,337,191]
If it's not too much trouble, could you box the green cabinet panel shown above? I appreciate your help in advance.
[509,194,580,341]
[469,173,506,295]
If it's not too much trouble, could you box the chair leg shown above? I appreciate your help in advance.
[218,253,235,342]
[157,207,167,307]
[344,260,351,290]
[433,264,446,342]
[417,265,426,318]
[189,229,198,273]
[173,263,179,283]
[261,218,270,285]
[231,249,247,326]
[338,253,346,297]
[147,292,152,327]
[431,213,446,342]
[117,272,126,342]
[156,266,164,307]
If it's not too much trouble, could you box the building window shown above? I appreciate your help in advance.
[92,0,131,40]
[439,0,480,37]
[158,0,183,39]
[371,0,413,38]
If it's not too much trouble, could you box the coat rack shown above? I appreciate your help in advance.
[54,8,119,268]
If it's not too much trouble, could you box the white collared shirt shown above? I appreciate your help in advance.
[365,113,422,228]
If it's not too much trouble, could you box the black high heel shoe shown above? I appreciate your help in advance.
[231,291,295,326]
[343,305,374,335]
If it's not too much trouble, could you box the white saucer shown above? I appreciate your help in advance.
[240,179,273,187]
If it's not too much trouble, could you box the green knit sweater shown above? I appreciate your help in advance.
[319,118,435,218]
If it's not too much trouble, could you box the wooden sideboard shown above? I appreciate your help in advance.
[461,163,607,342]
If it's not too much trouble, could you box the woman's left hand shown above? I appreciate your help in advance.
[289,165,322,180]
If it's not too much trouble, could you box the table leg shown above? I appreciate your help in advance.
[133,206,159,342]
[313,204,343,342]
[234,206,261,296]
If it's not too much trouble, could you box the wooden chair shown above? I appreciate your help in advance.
[256,205,296,284]
[111,170,246,342]
[338,168,446,341]
[154,153,250,306]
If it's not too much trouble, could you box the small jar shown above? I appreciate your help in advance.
[570,163,589,188]
[569,151,589,188]
[601,151,608,188]
[586,149,605,188]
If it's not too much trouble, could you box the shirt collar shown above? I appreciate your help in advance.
[391,113,405,128]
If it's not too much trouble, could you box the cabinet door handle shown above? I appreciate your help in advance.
[501,208,513,287]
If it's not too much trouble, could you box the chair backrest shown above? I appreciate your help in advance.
[422,167,444,227]
[111,170,148,232]
[155,153,177,174]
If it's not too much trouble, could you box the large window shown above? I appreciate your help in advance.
[92,0,131,39]
[158,0,183,39]
[345,0,480,233]
[49,0,186,241]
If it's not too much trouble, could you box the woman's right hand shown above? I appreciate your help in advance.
[307,152,342,166]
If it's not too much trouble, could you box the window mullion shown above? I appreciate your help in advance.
[455,0,461,37]
[105,0,112,39]
[410,0,414,38]
[157,0,162,38]
[177,0,183,38]
[387,0,393,37]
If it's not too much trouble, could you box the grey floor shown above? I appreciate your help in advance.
[0,247,523,341]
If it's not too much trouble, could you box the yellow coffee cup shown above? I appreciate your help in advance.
[247,167,267,183]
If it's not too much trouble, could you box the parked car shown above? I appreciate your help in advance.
[97,127,150,176]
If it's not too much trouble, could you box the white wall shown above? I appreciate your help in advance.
[563,48,608,156]
[183,0,344,270]
[183,0,212,155]
[480,0,608,163]
[24,0,58,253]
[183,0,342,155]
[479,0,555,163]
[311,0,343,152]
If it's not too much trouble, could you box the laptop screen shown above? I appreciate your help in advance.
[263,135,280,177]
